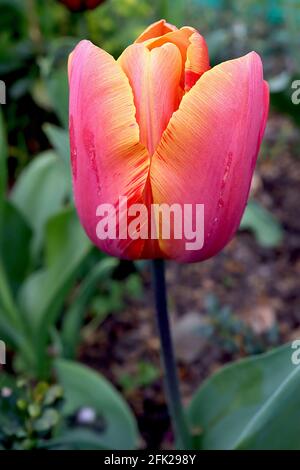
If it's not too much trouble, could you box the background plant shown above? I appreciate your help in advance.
[0,0,300,450]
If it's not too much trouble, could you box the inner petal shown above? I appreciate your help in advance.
[135,19,178,43]
[144,27,210,90]
[119,42,182,156]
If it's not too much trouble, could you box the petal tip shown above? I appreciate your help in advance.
[135,18,177,43]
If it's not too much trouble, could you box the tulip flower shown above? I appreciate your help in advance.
[59,0,104,12]
[68,20,270,449]
[68,19,269,263]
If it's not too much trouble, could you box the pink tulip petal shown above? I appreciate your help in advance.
[69,40,151,259]
[150,52,269,262]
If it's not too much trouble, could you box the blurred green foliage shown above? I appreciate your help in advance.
[0,375,63,449]
[0,0,299,451]
[0,360,139,449]
[119,360,160,393]
[240,199,283,248]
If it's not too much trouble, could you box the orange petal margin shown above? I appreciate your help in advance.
[135,19,177,43]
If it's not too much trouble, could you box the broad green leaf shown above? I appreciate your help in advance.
[0,260,23,330]
[55,359,139,450]
[40,429,107,450]
[188,343,300,450]
[0,311,22,351]
[61,257,118,359]
[45,206,90,268]
[18,208,91,376]
[18,208,91,332]
[43,124,72,197]
[31,78,53,112]
[10,151,69,256]
[45,67,69,129]
[43,123,71,170]
[0,200,32,291]
[0,307,35,369]
[240,200,283,248]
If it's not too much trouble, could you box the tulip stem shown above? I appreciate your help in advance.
[151,259,191,450]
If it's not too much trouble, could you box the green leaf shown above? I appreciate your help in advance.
[240,200,283,248]
[55,359,139,450]
[33,409,60,432]
[0,310,21,350]
[0,199,32,358]
[0,261,22,330]
[119,361,160,393]
[18,208,91,376]
[10,151,70,257]
[0,200,32,290]
[45,67,69,129]
[19,208,91,332]
[0,307,35,369]
[43,124,71,197]
[61,257,118,359]
[188,343,300,450]
[45,207,90,268]
[43,123,70,170]
[43,385,63,406]
[40,429,107,450]
[28,403,41,419]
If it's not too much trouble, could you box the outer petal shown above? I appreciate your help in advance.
[135,19,177,43]
[118,42,182,156]
[69,40,150,259]
[150,52,269,262]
